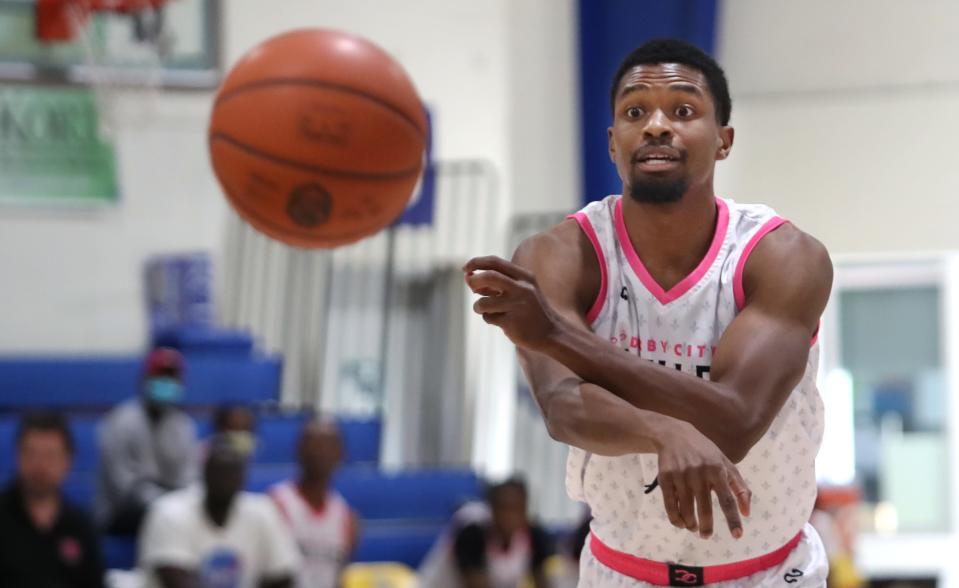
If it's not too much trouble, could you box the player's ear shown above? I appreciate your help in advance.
[608,127,616,163]
[716,126,734,161]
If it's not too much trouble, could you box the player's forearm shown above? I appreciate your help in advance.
[543,321,749,460]
[544,382,669,456]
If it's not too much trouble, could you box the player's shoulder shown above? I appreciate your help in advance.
[751,223,831,276]
[513,219,601,311]
[743,222,832,309]
[267,479,293,500]
[151,486,199,520]
[514,218,585,260]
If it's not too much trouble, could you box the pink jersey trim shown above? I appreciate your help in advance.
[268,485,293,525]
[613,197,730,305]
[589,530,802,585]
[733,216,787,311]
[569,212,608,324]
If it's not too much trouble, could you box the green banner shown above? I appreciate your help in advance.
[0,86,118,205]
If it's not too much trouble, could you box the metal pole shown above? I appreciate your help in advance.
[377,225,398,411]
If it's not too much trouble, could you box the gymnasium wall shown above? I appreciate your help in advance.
[715,0,959,255]
[0,0,528,353]
[0,93,223,353]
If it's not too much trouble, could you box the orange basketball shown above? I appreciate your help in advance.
[208,29,428,248]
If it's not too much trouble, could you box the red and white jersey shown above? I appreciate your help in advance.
[565,195,824,566]
[269,481,352,588]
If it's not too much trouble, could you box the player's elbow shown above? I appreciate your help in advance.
[715,394,767,464]
[542,391,583,445]
[724,412,771,464]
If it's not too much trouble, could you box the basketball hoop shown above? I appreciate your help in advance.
[34,0,172,137]
[36,0,168,42]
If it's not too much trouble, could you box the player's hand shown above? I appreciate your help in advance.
[463,256,562,351]
[656,420,752,539]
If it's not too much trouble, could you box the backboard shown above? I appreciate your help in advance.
[0,0,220,88]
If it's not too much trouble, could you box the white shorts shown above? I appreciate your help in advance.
[578,523,828,587]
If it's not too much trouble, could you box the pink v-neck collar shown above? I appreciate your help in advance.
[614,196,729,305]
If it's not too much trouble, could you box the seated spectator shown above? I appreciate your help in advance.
[96,347,198,535]
[205,404,258,458]
[270,418,359,588]
[139,434,299,588]
[419,477,554,588]
[0,412,105,588]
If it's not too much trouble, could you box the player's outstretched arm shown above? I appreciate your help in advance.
[481,223,750,538]
[464,223,832,465]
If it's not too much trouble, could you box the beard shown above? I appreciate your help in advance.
[627,174,689,204]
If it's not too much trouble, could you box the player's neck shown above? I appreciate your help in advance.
[297,478,330,508]
[620,186,718,291]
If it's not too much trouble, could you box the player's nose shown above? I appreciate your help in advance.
[642,108,673,140]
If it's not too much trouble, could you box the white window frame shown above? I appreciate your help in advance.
[819,253,959,581]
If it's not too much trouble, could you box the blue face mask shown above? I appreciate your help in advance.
[146,377,184,404]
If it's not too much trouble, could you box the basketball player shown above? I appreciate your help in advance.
[465,39,832,586]
[269,418,358,588]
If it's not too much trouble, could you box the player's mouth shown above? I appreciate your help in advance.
[633,146,684,172]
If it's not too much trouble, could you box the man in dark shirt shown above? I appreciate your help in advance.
[0,412,105,588]
[453,478,553,588]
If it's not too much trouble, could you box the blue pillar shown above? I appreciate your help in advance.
[578,0,718,205]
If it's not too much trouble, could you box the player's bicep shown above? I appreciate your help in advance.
[711,227,831,432]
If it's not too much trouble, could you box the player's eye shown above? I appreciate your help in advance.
[675,105,695,118]
[626,106,644,119]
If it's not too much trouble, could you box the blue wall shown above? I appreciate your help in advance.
[578,0,718,205]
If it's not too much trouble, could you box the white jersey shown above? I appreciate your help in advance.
[139,486,300,588]
[418,502,533,588]
[269,481,352,588]
[566,195,825,566]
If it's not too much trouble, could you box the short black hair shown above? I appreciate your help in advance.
[486,477,527,505]
[609,38,732,126]
[16,411,73,455]
[212,404,256,433]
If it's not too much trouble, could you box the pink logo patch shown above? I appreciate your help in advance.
[59,537,82,564]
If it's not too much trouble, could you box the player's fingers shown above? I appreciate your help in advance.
[676,475,698,532]
[694,478,714,539]
[481,312,506,326]
[465,270,519,296]
[463,256,535,283]
[713,469,744,539]
[727,465,752,517]
[473,296,513,315]
[658,475,685,530]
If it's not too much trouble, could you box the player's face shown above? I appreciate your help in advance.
[298,425,342,479]
[608,63,732,203]
[222,408,254,434]
[17,431,71,498]
[490,486,528,537]
[204,450,245,503]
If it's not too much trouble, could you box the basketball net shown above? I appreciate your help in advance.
[37,0,170,138]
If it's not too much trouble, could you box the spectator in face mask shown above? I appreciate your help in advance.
[211,404,258,459]
[95,347,198,535]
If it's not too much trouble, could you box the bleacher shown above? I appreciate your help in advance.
[0,353,481,570]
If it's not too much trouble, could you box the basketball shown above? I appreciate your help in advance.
[208,29,428,249]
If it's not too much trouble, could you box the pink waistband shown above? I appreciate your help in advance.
[589,530,803,586]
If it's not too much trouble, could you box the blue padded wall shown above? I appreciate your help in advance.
[578,0,718,204]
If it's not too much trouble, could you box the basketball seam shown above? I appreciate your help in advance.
[213,78,427,139]
[210,133,424,180]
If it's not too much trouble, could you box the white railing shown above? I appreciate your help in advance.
[218,160,503,469]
